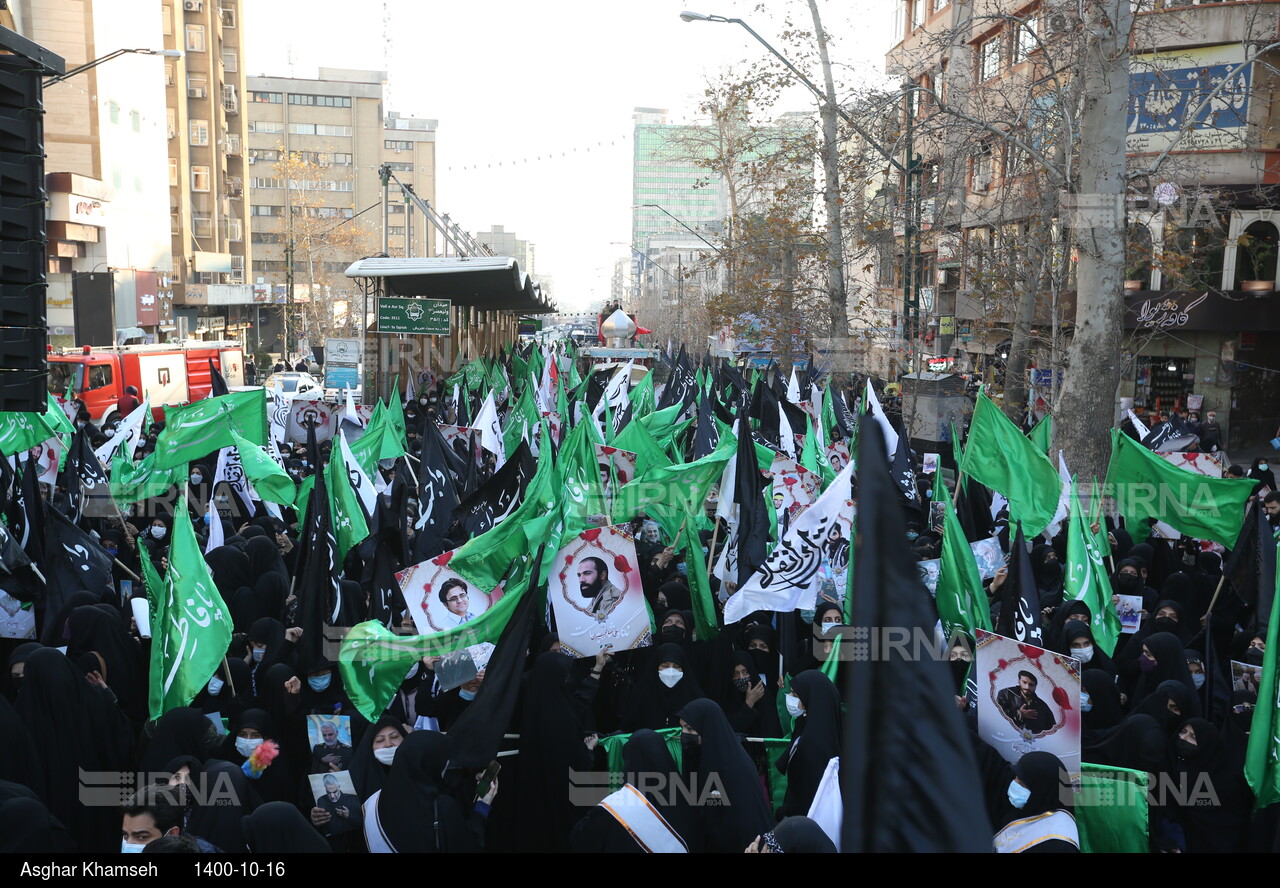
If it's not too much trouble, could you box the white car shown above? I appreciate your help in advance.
[263,372,321,397]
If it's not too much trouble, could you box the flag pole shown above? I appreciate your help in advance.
[222,655,236,698]
[113,557,141,583]
[705,518,721,579]
[1207,499,1256,617]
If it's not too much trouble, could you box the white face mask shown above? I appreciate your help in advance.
[121,840,147,853]
[374,746,397,766]
[785,693,805,719]
[207,676,225,695]
[1073,645,1094,664]
[1007,779,1031,809]
[658,667,683,688]
[150,526,167,540]
[235,736,264,758]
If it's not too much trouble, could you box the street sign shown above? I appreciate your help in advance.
[324,337,363,390]
[377,297,450,335]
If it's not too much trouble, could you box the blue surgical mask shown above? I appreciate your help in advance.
[1080,690,1092,712]
[104,547,119,559]
[251,647,265,662]
[1259,463,1269,472]
[1007,779,1031,809]
[307,674,331,692]
[235,736,264,758]
[1191,672,1205,690]
[459,688,477,701]
[121,840,147,853]
[207,676,225,695]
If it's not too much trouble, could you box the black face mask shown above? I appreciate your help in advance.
[1153,616,1179,633]
[1116,573,1141,591]
[749,648,772,677]
[1040,562,1064,588]
[680,732,699,753]
[732,676,751,693]
[660,625,685,644]
[1175,739,1199,760]
[1245,647,1266,667]
[949,659,971,695]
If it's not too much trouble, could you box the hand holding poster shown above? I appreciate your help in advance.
[976,629,1082,784]
[549,524,651,657]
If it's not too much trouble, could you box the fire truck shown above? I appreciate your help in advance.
[47,341,246,424]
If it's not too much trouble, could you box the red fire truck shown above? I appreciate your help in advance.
[48,341,246,424]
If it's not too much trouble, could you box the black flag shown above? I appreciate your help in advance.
[12,454,45,563]
[209,358,230,397]
[414,421,461,554]
[367,516,407,630]
[1225,503,1277,627]
[996,522,1042,644]
[41,503,114,621]
[59,427,112,524]
[693,393,718,460]
[841,415,992,852]
[1140,414,1195,451]
[733,406,770,589]
[454,440,535,539]
[296,428,357,673]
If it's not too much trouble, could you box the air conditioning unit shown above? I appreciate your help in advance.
[394,148,401,154]
[1045,11,1072,35]
[973,174,991,192]
[188,85,207,98]
[184,0,204,12]
[248,155,255,164]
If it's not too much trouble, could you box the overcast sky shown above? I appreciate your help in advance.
[245,0,895,312]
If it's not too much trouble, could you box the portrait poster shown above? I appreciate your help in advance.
[922,452,940,475]
[976,629,1082,785]
[440,425,477,465]
[286,396,336,444]
[0,590,34,639]
[826,441,851,475]
[594,444,637,487]
[971,537,1005,581]
[1117,595,1144,634]
[768,456,820,524]
[549,524,652,658]
[308,770,359,810]
[396,549,504,634]
[307,715,354,774]
[1232,660,1263,694]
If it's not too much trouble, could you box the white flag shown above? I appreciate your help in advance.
[1127,409,1150,441]
[723,459,855,623]
[864,379,898,459]
[203,495,225,554]
[95,397,150,466]
[778,402,797,459]
[214,445,258,510]
[339,431,378,518]
[806,757,842,851]
[787,368,801,403]
[474,390,506,468]
[342,386,366,429]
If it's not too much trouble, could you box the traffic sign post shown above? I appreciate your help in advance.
[376,297,450,335]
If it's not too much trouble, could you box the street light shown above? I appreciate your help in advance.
[43,48,182,86]
[680,10,927,365]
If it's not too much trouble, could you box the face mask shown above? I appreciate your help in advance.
[1175,739,1199,759]
[190,475,203,486]
[104,547,118,559]
[1261,463,1270,472]
[785,693,804,719]
[207,676,225,695]
[121,840,147,853]
[374,746,397,766]
[660,625,685,644]
[459,688,477,702]
[1245,647,1265,667]
[680,732,699,752]
[658,667,683,688]
[235,736,264,758]
[251,647,265,662]
[1138,653,1157,674]
[1073,645,1094,664]
[733,676,751,692]
[307,674,331,692]
[1007,779,1031,809]
[1153,616,1178,633]
[1040,563,1064,586]
[949,659,971,693]
[1191,672,1205,690]
[1080,691,1092,712]
[150,526,167,540]
[905,531,919,541]
[1116,573,1140,590]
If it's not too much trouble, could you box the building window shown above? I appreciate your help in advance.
[287,94,353,108]
[315,124,352,137]
[251,204,283,216]
[1013,15,1039,64]
[387,226,406,236]
[189,118,209,146]
[166,108,176,139]
[169,157,179,187]
[165,64,175,87]
[185,24,206,52]
[971,144,993,192]
[229,255,245,283]
[193,216,214,238]
[384,161,413,171]
[250,91,282,103]
[187,75,207,99]
[108,101,119,124]
[911,0,925,30]
[225,133,241,155]
[162,5,173,36]
[288,123,316,135]
[978,34,1002,81]
[248,120,283,134]
[223,218,244,243]
[220,7,236,28]
[222,48,238,72]
[249,148,279,163]
[388,203,405,214]
[249,177,285,189]
[191,165,211,192]
[385,140,412,151]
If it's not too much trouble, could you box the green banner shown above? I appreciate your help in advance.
[377,297,450,335]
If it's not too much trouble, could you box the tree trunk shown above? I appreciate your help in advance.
[808,0,849,339]
[1053,0,1132,481]
[1001,259,1043,426]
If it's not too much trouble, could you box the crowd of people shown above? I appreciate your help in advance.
[0,342,1277,856]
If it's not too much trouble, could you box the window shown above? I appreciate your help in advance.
[894,0,906,40]
[166,108,176,139]
[185,24,206,52]
[222,217,243,242]
[225,176,243,198]
[251,204,283,216]
[384,161,413,171]
[387,226,406,236]
[168,158,178,187]
[165,63,175,87]
[108,101,119,124]
[287,93,352,108]
[229,255,245,283]
[87,364,113,391]
[249,177,285,189]
[225,133,241,155]
[1013,15,1039,64]
[193,216,214,238]
[388,203,405,214]
[250,91,282,104]
[220,7,236,28]
[249,148,279,163]
[315,124,351,137]
[189,118,209,146]
[248,120,283,134]
[221,48,238,72]
[187,75,207,98]
[971,144,993,192]
[191,165,211,192]
[979,34,1002,80]
[288,123,315,135]
[385,140,412,150]
[222,84,238,114]
[162,5,173,36]
[911,0,925,30]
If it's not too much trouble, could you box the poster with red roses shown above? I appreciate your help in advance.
[396,548,504,634]
[549,524,652,658]
[976,628,1082,785]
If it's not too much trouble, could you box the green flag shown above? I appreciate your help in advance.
[155,389,267,469]
[0,409,58,456]
[325,432,370,563]
[613,420,671,479]
[934,479,993,641]
[229,430,296,506]
[1105,429,1254,546]
[1246,548,1280,809]
[348,410,407,477]
[387,376,407,443]
[630,369,656,418]
[1064,477,1122,656]
[45,392,75,439]
[110,450,183,505]
[501,387,540,459]
[960,392,1062,537]
[1076,763,1149,853]
[142,499,233,720]
[1029,413,1052,455]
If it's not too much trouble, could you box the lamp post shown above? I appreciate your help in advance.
[42,47,182,86]
[680,10,924,367]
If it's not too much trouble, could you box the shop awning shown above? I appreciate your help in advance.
[344,256,556,314]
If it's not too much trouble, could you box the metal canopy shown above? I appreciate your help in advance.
[344,256,556,314]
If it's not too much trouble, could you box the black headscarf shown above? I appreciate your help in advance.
[253,574,290,623]
[379,730,481,853]
[1045,600,1093,655]
[1081,669,1124,744]
[776,670,841,819]
[1013,751,1073,818]
[1062,620,1116,679]
[741,624,779,685]
[622,642,705,731]
[4,641,42,702]
[193,657,251,718]
[15,647,134,851]
[676,698,773,853]
[1168,717,1249,853]
[38,590,99,647]
[175,757,256,852]
[0,693,42,798]
[1084,713,1171,774]
[1128,631,1197,711]
[0,796,76,852]
[241,801,330,853]
[140,706,218,772]
[347,714,404,802]
[1133,678,1201,730]
[768,815,837,852]
[205,546,253,599]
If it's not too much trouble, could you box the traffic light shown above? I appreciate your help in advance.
[0,57,48,411]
